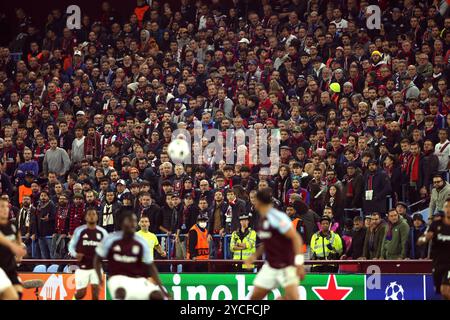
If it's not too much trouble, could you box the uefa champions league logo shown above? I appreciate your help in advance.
[384,282,405,300]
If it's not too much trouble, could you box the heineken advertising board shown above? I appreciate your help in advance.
[158,273,365,300]
[16,272,436,300]
[84,273,437,301]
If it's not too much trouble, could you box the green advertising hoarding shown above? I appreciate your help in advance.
[106,273,365,300]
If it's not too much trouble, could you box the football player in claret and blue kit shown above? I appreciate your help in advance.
[94,209,167,300]
[245,188,306,300]
[0,198,27,300]
[68,207,108,300]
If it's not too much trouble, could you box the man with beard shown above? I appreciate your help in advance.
[84,124,101,161]
[422,139,439,195]
[31,190,56,259]
[208,190,228,259]
[68,193,86,237]
[16,194,34,256]
[100,123,117,157]
[99,190,121,233]
[363,160,392,216]
[53,193,70,258]
[429,174,450,215]
[85,190,100,212]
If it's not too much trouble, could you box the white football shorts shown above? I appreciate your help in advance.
[0,268,13,293]
[253,262,299,290]
[108,275,160,300]
[75,268,100,290]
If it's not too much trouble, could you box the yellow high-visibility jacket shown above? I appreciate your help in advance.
[230,228,257,269]
[310,231,343,260]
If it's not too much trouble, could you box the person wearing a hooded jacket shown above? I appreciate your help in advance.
[406,213,428,259]
[381,209,410,260]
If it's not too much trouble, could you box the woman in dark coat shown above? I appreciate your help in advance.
[273,164,292,205]
[324,184,345,225]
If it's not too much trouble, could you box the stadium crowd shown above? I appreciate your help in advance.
[1,0,450,269]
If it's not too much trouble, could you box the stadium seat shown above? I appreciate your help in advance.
[64,265,80,273]
[33,265,46,273]
[46,264,59,273]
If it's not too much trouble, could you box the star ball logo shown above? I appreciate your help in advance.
[311,275,353,300]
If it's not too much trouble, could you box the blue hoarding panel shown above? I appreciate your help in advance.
[366,275,426,300]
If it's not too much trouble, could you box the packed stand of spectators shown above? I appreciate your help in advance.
[1,0,450,266]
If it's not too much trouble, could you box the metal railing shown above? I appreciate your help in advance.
[24,233,233,260]
[132,233,233,259]
[18,258,433,274]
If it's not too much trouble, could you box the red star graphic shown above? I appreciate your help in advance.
[312,274,353,300]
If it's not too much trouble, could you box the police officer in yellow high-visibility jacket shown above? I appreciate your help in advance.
[310,216,343,273]
[230,214,257,271]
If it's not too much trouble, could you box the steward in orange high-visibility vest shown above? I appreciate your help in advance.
[287,202,309,254]
[186,214,210,260]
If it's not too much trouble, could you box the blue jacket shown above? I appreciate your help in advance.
[407,224,427,259]
[17,161,39,178]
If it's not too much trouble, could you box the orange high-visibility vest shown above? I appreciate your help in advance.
[186,224,209,260]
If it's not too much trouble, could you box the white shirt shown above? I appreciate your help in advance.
[435,139,450,171]
[331,18,348,31]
